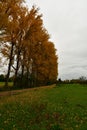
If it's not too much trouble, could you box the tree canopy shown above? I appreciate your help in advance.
[0,0,58,88]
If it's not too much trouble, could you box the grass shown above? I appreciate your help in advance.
[0,84,87,130]
[0,82,13,92]
[0,82,13,87]
[0,82,6,88]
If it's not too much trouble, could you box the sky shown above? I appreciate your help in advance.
[26,0,87,80]
[0,0,87,80]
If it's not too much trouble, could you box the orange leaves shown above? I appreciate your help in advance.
[1,46,10,58]
[0,0,58,87]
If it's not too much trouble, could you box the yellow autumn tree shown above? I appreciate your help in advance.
[0,1,58,88]
[0,0,25,86]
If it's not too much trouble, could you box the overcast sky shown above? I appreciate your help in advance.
[26,0,87,80]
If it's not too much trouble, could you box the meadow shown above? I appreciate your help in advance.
[0,84,87,130]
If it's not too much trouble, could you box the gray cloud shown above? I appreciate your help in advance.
[27,0,87,80]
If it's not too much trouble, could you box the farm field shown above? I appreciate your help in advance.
[0,84,87,130]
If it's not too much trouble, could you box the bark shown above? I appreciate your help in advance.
[21,65,24,78]
[13,49,20,87]
[5,42,14,87]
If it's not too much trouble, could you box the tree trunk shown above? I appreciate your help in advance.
[21,65,24,78]
[5,42,14,87]
[13,49,20,87]
[21,52,25,82]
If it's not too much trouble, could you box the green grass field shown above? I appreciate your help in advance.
[0,82,13,88]
[0,84,87,130]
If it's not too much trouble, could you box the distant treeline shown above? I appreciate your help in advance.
[57,77,87,85]
[0,74,13,82]
[0,74,87,88]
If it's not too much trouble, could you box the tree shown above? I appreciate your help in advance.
[0,2,58,88]
[0,74,5,82]
[33,41,58,86]
[0,0,25,87]
[79,76,86,81]
[13,6,44,87]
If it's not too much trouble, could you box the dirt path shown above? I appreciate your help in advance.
[0,84,55,97]
[0,88,31,97]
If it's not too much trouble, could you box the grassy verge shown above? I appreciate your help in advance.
[0,82,13,87]
[0,82,13,91]
[0,84,87,130]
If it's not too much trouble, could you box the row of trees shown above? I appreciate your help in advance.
[0,74,13,82]
[57,76,87,84]
[0,0,58,88]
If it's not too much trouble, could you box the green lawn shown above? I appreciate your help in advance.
[0,82,5,87]
[0,82,13,87]
[0,84,87,130]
